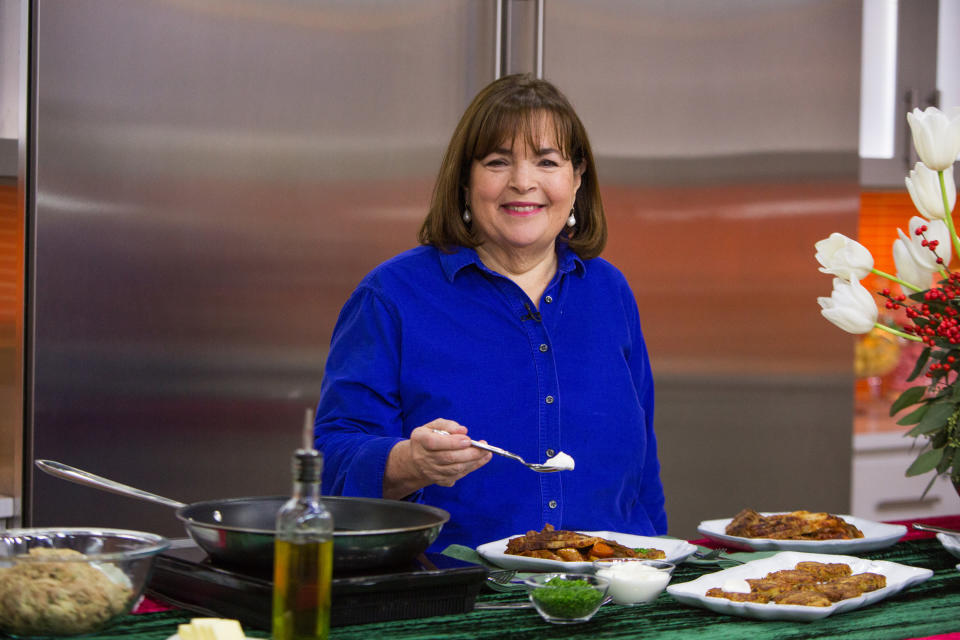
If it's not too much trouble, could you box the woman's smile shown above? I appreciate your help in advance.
[501,201,545,215]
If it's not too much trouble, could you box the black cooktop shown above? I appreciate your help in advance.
[146,543,488,630]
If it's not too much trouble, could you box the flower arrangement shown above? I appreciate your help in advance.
[815,106,960,494]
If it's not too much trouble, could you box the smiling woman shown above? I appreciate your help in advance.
[465,125,583,304]
[313,74,666,551]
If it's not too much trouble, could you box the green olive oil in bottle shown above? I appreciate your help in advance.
[272,447,334,640]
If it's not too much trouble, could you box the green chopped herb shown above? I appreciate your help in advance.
[531,578,604,619]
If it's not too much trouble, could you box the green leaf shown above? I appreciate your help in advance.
[952,447,960,474]
[890,386,927,416]
[931,429,949,449]
[909,402,956,436]
[906,448,944,476]
[896,404,929,426]
[907,349,931,381]
[937,447,954,473]
[920,474,938,499]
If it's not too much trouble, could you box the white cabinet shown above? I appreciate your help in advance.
[851,432,959,522]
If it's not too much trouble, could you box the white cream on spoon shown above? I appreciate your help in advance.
[541,451,575,471]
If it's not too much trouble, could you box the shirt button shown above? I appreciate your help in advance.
[546,449,556,457]
[548,500,558,509]
[545,395,554,404]
[539,343,548,352]
[544,296,553,303]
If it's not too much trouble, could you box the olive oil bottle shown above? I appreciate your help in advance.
[272,447,334,640]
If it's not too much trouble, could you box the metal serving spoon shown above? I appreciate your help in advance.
[912,523,960,537]
[430,429,563,473]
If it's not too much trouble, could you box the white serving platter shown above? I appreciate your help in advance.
[696,513,906,553]
[936,532,960,560]
[476,531,696,572]
[666,550,932,621]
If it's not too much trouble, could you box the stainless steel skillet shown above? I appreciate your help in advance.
[36,459,449,573]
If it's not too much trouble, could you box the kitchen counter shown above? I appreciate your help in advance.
[105,530,960,640]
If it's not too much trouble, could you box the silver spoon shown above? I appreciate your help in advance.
[430,429,563,472]
[912,523,960,537]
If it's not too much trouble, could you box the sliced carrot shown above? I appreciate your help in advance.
[590,541,615,558]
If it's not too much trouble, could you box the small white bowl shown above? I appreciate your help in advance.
[592,558,675,605]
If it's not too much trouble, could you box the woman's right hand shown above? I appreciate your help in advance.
[383,418,492,499]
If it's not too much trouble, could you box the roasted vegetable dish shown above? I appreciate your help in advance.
[706,561,886,607]
[505,524,665,561]
[725,509,864,540]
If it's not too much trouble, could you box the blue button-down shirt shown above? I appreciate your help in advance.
[314,243,666,550]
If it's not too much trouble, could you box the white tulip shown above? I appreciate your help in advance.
[905,162,957,220]
[906,107,960,171]
[892,237,932,292]
[818,278,878,335]
[897,216,952,271]
[814,232,874,281]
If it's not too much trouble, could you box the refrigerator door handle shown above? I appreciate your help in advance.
[497,0,542,79]
[495,0,504,78]
[496,0,510,79]
[534,0,544,78]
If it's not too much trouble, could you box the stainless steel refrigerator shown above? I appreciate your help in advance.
[19,0,861,540]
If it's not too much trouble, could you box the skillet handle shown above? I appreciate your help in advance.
[34,459,187,510]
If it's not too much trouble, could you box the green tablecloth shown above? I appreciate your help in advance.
[88,538,960,640]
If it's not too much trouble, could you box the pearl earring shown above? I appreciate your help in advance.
[566,209,576,227]
[462,207,472,223]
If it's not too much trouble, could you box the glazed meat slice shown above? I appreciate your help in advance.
[725,509,864,540]
[788,511,864,540]
[555,548,584,562]
[813,573,886,603]
[815,580,862,602]
[705,587,768,603]
[774,589,832,607]
[794,561,852,581]
[745,578,795,600]
[844,572,887,592]
[505,524,647,561]
[725,508,764,536]
[516,549,563,561]
[706,563,887,608]
[765,569,818,585]
[505,524,601,553]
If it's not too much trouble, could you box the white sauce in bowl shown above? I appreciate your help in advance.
[542,451,575,470]
[595,561,671,604]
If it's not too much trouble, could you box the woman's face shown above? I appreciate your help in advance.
[466,118,583,261]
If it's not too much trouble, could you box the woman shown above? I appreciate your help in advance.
[314,74,666,550]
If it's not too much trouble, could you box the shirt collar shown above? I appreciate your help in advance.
[438,241,586,283]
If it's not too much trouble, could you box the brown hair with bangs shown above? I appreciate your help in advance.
[418,74,607,259]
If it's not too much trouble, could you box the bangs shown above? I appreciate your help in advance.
[470,107,576,162]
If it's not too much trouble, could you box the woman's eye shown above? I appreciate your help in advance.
[484,158,508,167]
[539,159,560,167]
